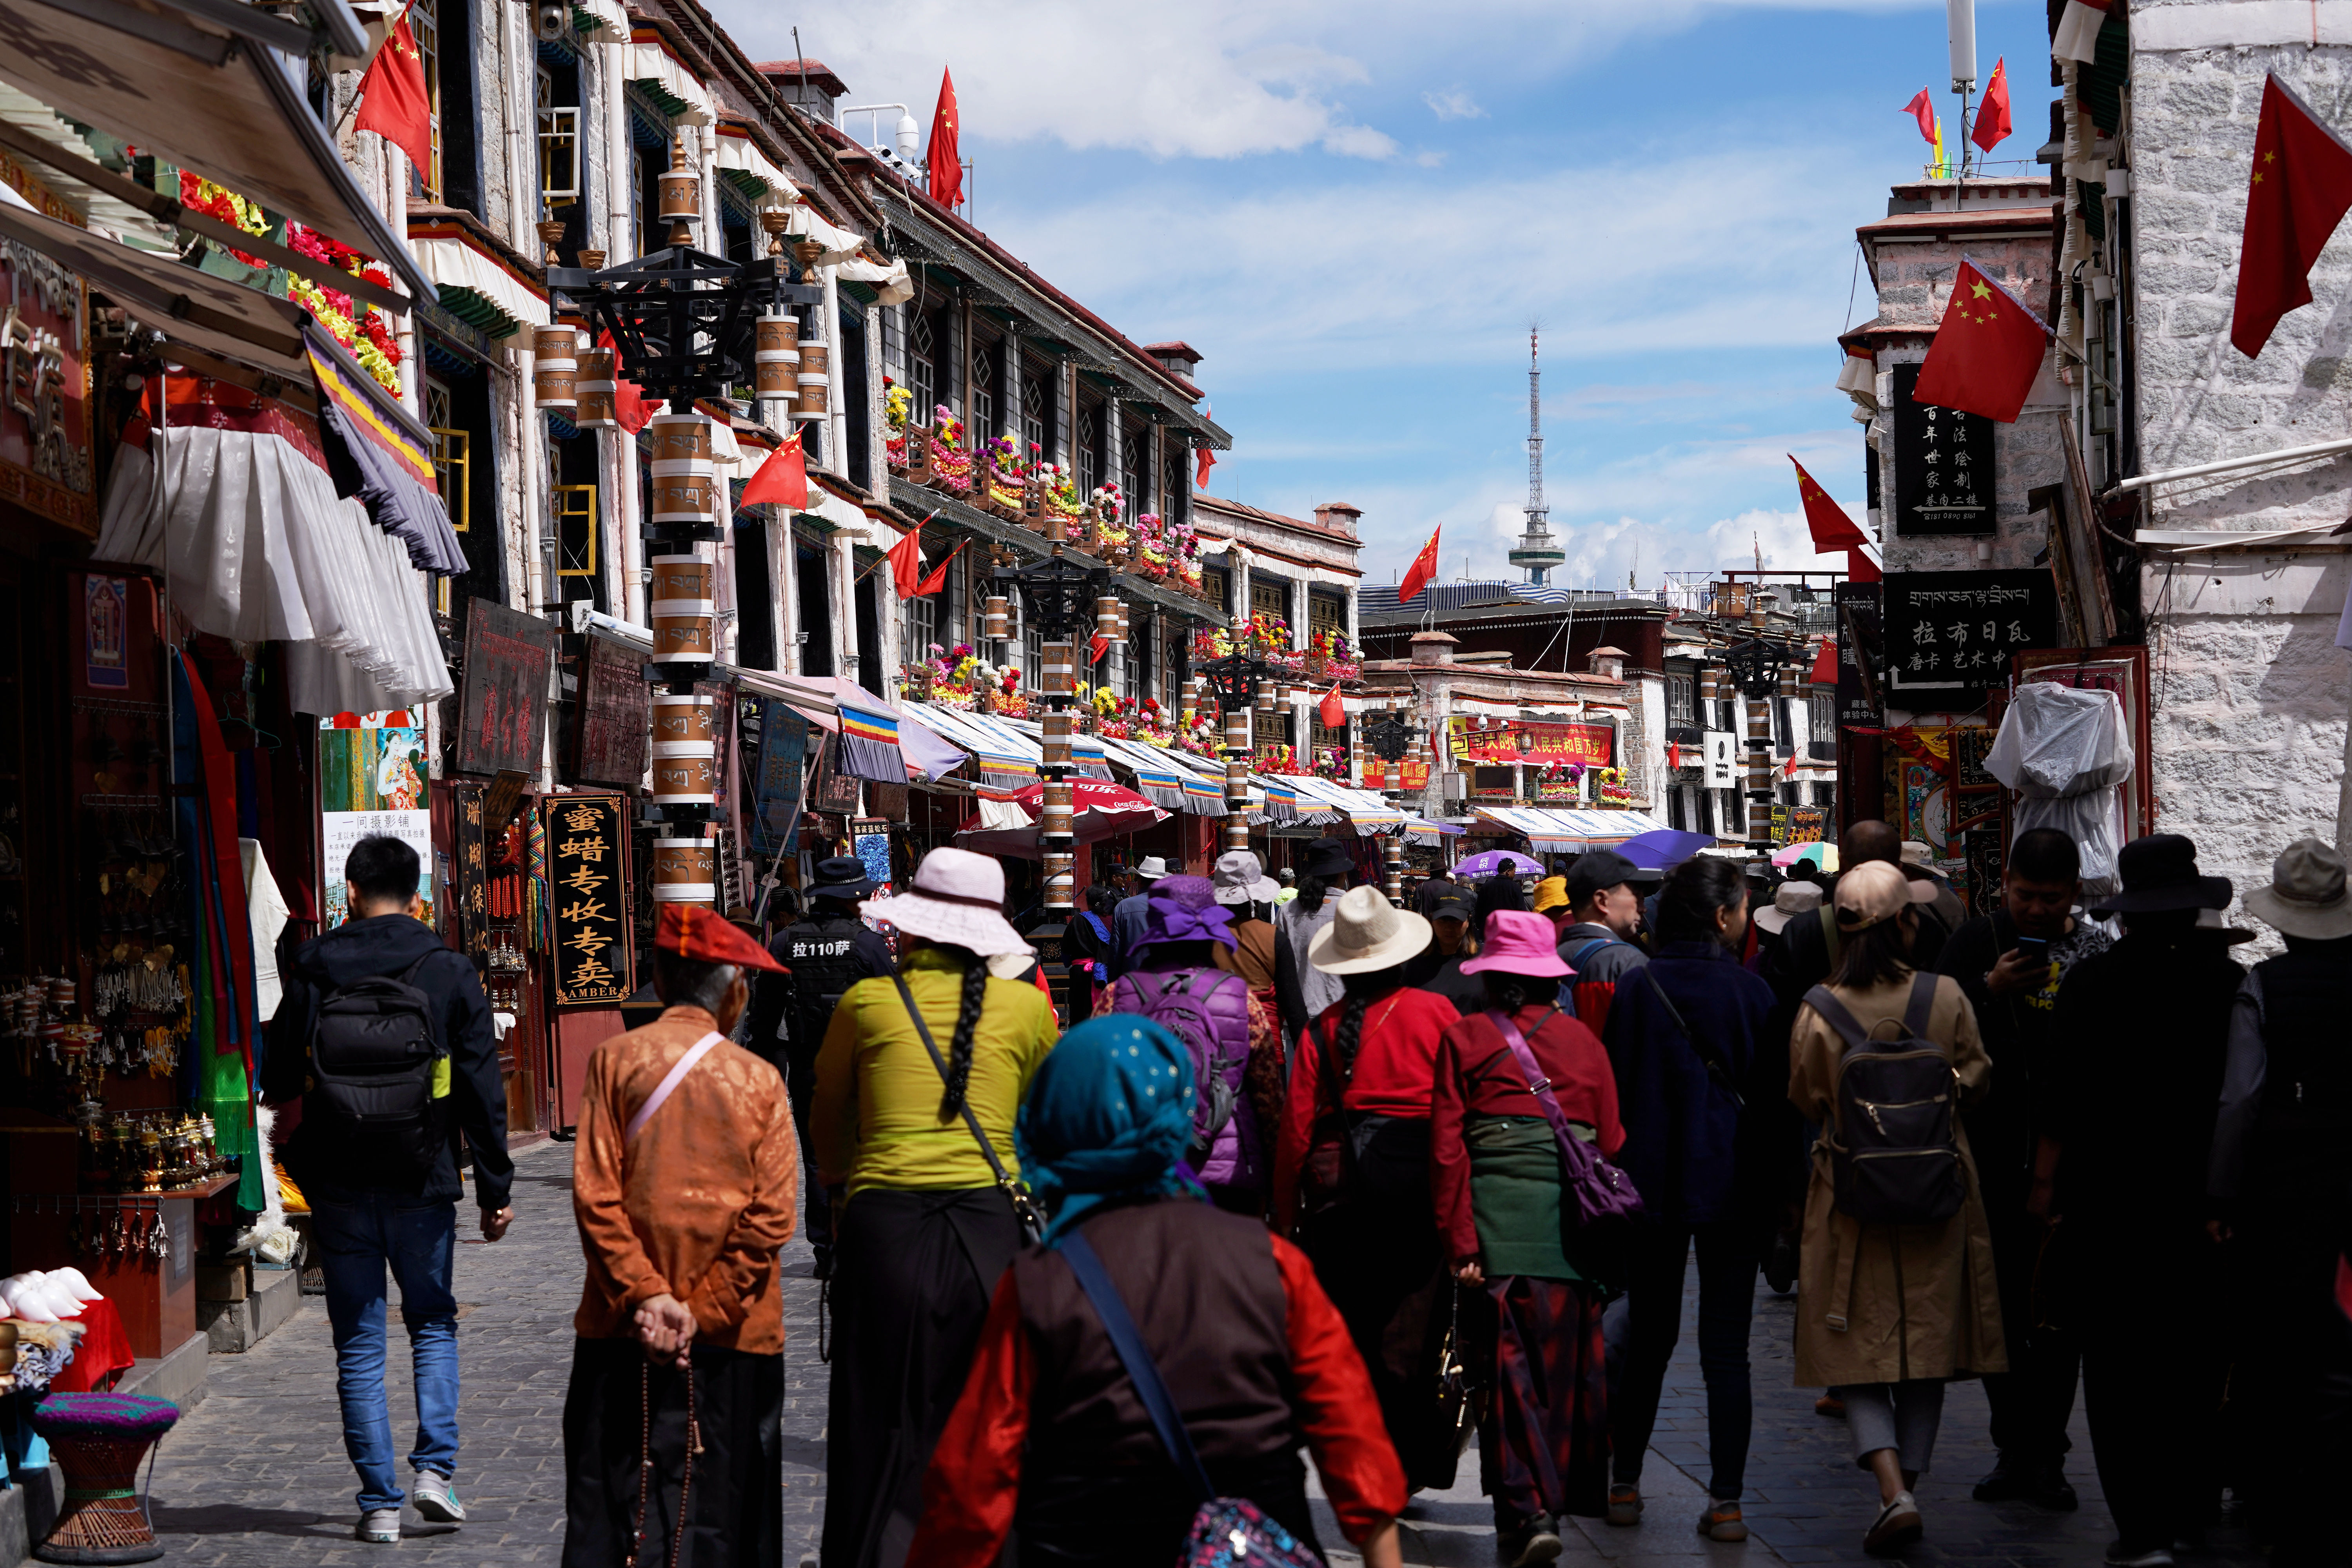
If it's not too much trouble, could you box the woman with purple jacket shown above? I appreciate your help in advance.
[1097,875,1280,1214]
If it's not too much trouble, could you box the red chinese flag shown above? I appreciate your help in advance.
[1810,639,1839,685]
[1783,751,1799,780]
[354,9,433,177]
[1318,684,1345,730]
[927,66,963,210]
[598,330,660,435]
[1913,257,2051,423]
[2231,75,2352,359]
[1090,634,1110,664]
[739,432,808,508]
[1901,88,1937,146]
[1790,456,1867,550]
[1847,547,1882,584]
[1666,742,1681,771]
[913,534,961,596]
[1971,58,2012,152]
[1397,524,1441,605]
[887,526,924,599]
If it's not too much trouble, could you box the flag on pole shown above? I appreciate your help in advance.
[354,8,432,176]
[1397,524,1441,605]
[1810,639,1839,686]
[1195,408,1217,488]
[1667,742,1681,772]
[2231,75,2352,360]
[1090,634,1109,664]
[912,532,961,596]
[887,526,924,599]
[1971,58,2012,152]
[2052,0,2112,63]
[1902,88,1937,145]
[1847,547,1882,584]
[739,430,808,508]
[926,66,962,210]
[1783,751,1799,780]
[1914,256,2052,423]
[1318,684,1346,730]
[1790,456,1868,550]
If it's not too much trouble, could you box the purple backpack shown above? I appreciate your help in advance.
[1484,1009,1643,1228]
[1112,968,1259,1189]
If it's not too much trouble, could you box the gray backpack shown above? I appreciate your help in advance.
[1803,973,1965,1227]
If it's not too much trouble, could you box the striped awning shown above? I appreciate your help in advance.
[1472,806,1670,848]
[899,703,1039,786]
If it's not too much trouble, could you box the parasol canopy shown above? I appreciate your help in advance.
[1454,849,1544,878]
[954,779,1171,860]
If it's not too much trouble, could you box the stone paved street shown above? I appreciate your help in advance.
[145,1145,2265,1567]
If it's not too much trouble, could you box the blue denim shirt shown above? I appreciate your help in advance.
[1602,940,1778,1226]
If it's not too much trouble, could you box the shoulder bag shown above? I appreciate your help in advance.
[892,975,1045,1243]
[1482,1008,1642,1228]
[1058,1231,1322,1568]
[1638,968,1748,1110]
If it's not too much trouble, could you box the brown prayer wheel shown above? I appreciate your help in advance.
[755,313,800,400]
[648,411,715,465]
[1040,709,1074,765]
[1041,641,1075,697]
[652,692,715,746]
[1094,597,1120,640]
[793,340,830,420]
[1042,851,1075,911]
[648,554,715,608]
[651,610,716,664]
[650,753,716,806]
[649,416,717,524]
[1040,779,1075,842]
[575,345,617,428]
[983,595,1010,641]
[1224,712,1250,753]
[533,326,578,411]
[649,472,718,524]
[652,837,718,904]
[657,137,699,225]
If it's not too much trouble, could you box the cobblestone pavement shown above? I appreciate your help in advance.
[148,1152,2260,1567]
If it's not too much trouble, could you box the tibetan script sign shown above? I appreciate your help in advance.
[457,598,557,777]
[546,792,632,1005]
[1835,581,1883,727]
[1882,570,2059,694]
[1447,718,1614,768]
[574,632,649,786]
[1893,363,1996,536]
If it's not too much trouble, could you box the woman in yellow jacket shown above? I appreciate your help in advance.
[1788,860,2005,1557]
[811,848,1060,1568]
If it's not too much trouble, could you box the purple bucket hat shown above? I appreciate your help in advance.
[1133,873,1236,951]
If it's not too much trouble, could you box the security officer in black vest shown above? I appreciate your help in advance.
[747,855,896,1278]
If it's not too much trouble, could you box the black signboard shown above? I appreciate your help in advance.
[457,598,558,777]
[1892,363,1996,536]
[454,784,487,956]
[1882,570,2059,695]
[1834,580,1883,728]
[748,696,809,856]
[546,792,632,1005]
[574,632,649,786]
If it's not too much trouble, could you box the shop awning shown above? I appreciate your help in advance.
[1472,806,1671,848]
[1283,775,1404,835]
[897,702,1040,788]
[0,0,435,299]
[628,33,714,125]
[1406,817,1465,845]
[408,227,549,340]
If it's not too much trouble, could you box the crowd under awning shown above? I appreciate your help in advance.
[1472,806,1672,850]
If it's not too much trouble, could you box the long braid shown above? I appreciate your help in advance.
[1481,972,1530,1015]
[1332,965,1403,1075]
[938,943,989,1119]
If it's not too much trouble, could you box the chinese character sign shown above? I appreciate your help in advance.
[1893,363,1997,537]
[1834,581,1884,728]
[1447,718,1614,768]
[574,632,649,786]
[457,599,559,777]
[318,714,434,930]
[1882,570,2059,694]
[545,793,633,1005]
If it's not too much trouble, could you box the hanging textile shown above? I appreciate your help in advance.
[836,700,910,784]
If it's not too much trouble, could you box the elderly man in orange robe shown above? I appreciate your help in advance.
[560,903,798,1568]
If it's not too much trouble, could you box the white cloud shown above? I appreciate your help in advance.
[1422,87,1486,122]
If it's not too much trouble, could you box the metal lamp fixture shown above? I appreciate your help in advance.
[1197,637,1277,856]
[994,549,1112,911]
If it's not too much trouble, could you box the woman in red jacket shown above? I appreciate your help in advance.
[1432,909,1626,1567]
[908,1013,1406,1568]
[1273,885,1465,1495]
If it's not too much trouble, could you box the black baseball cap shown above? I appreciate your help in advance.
[1430,891,1474,921]
[1565,849,1662,908]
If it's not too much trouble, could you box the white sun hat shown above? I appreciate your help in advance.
[860,846,1034,959]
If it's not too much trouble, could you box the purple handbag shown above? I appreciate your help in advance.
[1484,1009,1643,1228]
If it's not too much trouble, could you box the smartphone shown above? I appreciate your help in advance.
[2014,935,2052,964]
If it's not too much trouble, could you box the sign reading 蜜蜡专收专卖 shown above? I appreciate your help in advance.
[546,793,632,1006]
[1881,570,2059,695]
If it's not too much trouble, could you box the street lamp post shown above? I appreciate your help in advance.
[1724,638,1786,853]
[1197,637,1276,861]
[995,549,1110,911]
[1362,706,1424,906]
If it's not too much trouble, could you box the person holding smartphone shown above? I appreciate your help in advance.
[1935,828,2111,1511]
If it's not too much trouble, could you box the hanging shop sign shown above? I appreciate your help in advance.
[454,784,487,956]
[318,711,433,929]
[1702,731,1739,788]
[852,817,893,896]
[457,599,559,777]
[1446,717,1614,768]
[810,735,860,813]
[1787,804,1828,845]
[1893,363,1996,537]
[0,234,93,534]
[1882,570,2059,695]
[545,792,632,1005]
[747,696,810,856]
[1835,580,1883,727]
[574,631,650,787]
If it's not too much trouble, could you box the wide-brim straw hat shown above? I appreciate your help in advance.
[1307,884,1433,975]
[2243,837,2352,940]
[860,846,1033,959]
[1754,879,1824,936]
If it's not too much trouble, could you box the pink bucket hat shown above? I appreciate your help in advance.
[1459,909,1574,980]
[860,846,1033,958]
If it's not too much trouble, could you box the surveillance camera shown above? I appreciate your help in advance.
[534,0,566,42]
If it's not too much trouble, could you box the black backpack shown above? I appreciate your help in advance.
[306,952,448,1183]
[1803,972,1965,1226]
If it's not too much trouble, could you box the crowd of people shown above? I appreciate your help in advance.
[261,819,2352,1568]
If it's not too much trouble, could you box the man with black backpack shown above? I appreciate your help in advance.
[1552,849,1658,1040]
[265,834,513,1545]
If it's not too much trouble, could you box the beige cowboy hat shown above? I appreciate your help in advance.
[1307,885,1433,975]
[2243,837,2352,940]
[1753,879,1823,936]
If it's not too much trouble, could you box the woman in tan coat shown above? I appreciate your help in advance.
[1788,860,2005,1557]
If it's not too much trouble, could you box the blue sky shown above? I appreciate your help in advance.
[710,0,2057,591]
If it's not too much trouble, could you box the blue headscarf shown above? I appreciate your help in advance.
[1016,1014,1204,1243]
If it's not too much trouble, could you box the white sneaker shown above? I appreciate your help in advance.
[357,1508,401,1543]
[1864,1490,1922,1556]
[412,1471,466,1523]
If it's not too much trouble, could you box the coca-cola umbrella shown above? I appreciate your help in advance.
[954,779,1171,860]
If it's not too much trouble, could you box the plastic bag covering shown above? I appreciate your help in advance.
[93,429,454,717]
[1984,682,2133,893]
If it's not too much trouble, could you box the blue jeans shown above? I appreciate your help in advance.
[1611,1220,1759,1501]
[309,1186,460,1512]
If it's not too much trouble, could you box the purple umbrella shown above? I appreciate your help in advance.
[1617,828,1717,871]
[1454,849,1544,877]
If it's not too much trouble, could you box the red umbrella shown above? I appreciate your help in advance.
[955,779,1171,859]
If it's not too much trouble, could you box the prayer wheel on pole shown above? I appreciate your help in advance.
[1040,708,1074,766]
[657,136,699,248]
[793,338,830,421]
[575,344,617,428]
[652,835,718,905]
[1094,597,1120,642]
[1384,835,1405,907]
[754,312,800,402]
[648,550,717,671]
[1041,641,1075,698]
[983,595,1010,641]
[648,412,717,526]
[532,325,578,412]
